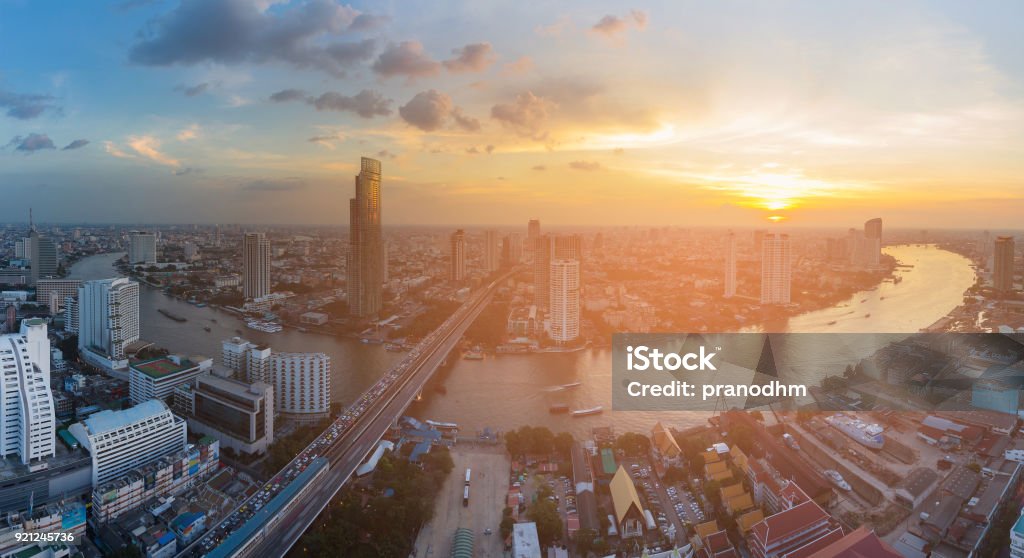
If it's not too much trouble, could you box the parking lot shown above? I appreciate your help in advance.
[624,460,702,545]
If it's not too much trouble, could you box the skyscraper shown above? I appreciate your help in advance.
[864,218,882,267]
[724,230,737,298]
[483,229,500,273]
[994,236,1016,293]
[78,278,140,370]
[502,233,523,268]
[347,157,383,318]
[28,229,58,285]
[527,219,540,258]
[0,318,56,465]
[242,232,271,300]
[128,231,157,265]
[534,234,583,309]
[450,229,466,283]
[549,259,580,343]
[760,233,791,305]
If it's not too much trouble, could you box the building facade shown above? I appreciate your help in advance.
[242,232,271,301]
[346,157,383,318]
[129,355,212,405]
[483,229,500,273]
[173,373,273,455]
[35,279,80,314]
[725,230,737,298]
[77,278,140,370]
[760,233,792,305]
[450,229,466,284]
[28,230,58,286]
[69,400,188,486]
[994,236,1016,293]
[549,259,580,343]
[128,231,157,265]
[270,352,331,421]
[0,319,56,465]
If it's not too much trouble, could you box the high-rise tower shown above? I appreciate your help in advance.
[347,157,383,318]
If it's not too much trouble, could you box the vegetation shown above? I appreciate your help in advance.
[296,448,453,558]
[528,484,563,546]
[505,425,561,457]
[263,417,333,474]
[463,301,509,347]
[393,301,460,339]
[614,432,651,458]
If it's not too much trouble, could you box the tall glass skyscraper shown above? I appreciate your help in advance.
[242,232,271,301]
[347,157,383,318]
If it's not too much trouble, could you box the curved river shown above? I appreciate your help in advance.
[70,244,974,438]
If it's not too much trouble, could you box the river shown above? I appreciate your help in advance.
[69,244,974,438]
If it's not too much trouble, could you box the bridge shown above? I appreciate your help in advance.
[183,271,512,557]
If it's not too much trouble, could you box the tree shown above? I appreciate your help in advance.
[615,432,651,458]
[527,496,563,546]
[573,528,599,556]
[554,432,574,459]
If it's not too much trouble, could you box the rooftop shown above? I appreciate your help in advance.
[82,400,170,435]
[131,356,197,379]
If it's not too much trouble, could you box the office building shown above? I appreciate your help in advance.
[549,259,580,343]
[92,436,219,523]
[483,229,500,273]
[35,278,80,313]
[502,233,523,267]
[527,219,540,251]
[77,278,140,371]
[725,230,737,298]
[242,232,271,301]
[450,229,466,283]
[63,296,78,334]
[994,236,1016,293]
[129,355,213,405]
[0,319,56,465]
[270,352,331,421]
[183,241,199,262]
[864,218,882,267]
[760,233,791,305]
[69,399,187,486]
[347,157,384,318]
[28,229,58,285]
[173,372,273,455]
[127,231,157,265]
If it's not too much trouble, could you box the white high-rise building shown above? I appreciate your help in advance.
[64,296,79,334]
[78,278,140,370]
[270,352,331,421]
[128,231,157,265]
[484,229,500,273]
[242,232,271,301]
[760,233,791,305]
[0,318,56,465]
[724,231,737,298]
[549,259,580,343]
[69,400,187,486]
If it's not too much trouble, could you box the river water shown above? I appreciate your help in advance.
[69,244,974,438]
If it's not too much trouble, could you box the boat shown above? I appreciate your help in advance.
[572,406,603,417]
[860,299,867,303]
[826,320,837,326]
[560,381,582,389]
[783,433,801,451]
[384,343,404,352]
[825,414,885,449]
[203,326,211,332]
[549,404,570,414]
[824,469,851,491]
[463,351,484,360]
[158,309,187,322]
[879,296,886,300]
[864,313,871,318]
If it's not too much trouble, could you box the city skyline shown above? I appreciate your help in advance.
[1,1,1023,227]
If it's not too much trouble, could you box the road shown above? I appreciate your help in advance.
[249,275,508,557]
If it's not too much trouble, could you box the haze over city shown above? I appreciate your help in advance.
[2,0,1024,227]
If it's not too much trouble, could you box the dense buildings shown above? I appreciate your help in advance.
[0,319,56,465]
[549,259,580,343]
[92,436,219,523]
[127,231,157,265]
[760,233,792,305]
[69,399,188,486]
[449,229,466,284]
[242,232,271,301]
[173,372,274,455]
[347,156,383,318]
[994,236,1016,293]
[77,277,140,371]
[129,355,212,404]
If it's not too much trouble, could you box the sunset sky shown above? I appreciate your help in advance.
[1,0,1023,227]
